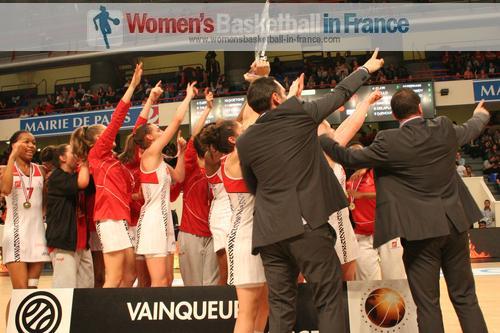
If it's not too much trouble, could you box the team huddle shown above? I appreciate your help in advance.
[1,50,490,333]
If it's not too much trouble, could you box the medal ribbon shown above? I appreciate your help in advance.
[349,171,365,207]
[14,162,33,204]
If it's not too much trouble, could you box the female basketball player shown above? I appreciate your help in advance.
[118,81,164,287]
[346,143,406,281]
[201,119,269,333]
[200,60,270,331]
[1,130,50,290]
[70,63,143,288]
[317,89,382,280]
[173,89,220,287]
[132,82,195,287]
[44,144,93,288]
[204,131,232,286]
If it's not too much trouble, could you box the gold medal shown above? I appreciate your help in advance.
[15,162,33,210]
[349,202,356,210]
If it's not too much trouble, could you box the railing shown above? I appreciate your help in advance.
[141,63,204,76]
[54,76,91,88]
[0,82,37,92]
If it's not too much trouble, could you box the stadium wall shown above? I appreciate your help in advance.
[0,65,91,95]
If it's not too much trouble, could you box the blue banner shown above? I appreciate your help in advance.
[473,79,500,103]
[20,106,143,137]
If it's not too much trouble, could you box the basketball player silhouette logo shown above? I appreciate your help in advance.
[93,6,121,49]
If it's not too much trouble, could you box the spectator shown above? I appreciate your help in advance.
[61,86,68,99]
[465,165,474,177]
[206,54,221,90]
[54,95,66,110]
[97,87,105,105]
[83,102,92,112]
[463,66,474,79]
[483,156,500,174]
[18,108,29,118]
[480,199,495,228]
[335,61,349,81]
[488,62,496,76]
[73,99,81,111]
[324,51,335,68]
[69,87,77,100]
[77,84,86,98]
[104,100,113,109]
[105,86,116,103]
[478,69,489,79]
[456,162,467,177]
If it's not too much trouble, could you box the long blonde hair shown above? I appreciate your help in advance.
[70,125,104,160]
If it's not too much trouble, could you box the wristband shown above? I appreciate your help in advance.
[361,66,370,74]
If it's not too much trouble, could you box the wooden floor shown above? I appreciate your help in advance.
[1,262,499,333]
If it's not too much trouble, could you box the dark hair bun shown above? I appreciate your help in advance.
[40,146,56,163]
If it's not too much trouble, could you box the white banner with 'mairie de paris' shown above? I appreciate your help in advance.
[0,3,499,52]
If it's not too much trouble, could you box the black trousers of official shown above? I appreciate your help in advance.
[402,226,488,333]
[259,223,346,333]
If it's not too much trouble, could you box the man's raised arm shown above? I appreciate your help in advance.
[319,131,389,170]
[303,49,384,124]
[454,100,490,147]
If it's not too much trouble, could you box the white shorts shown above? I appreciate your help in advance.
[226,210,266,287]
[356,234,406,281]
[89,231,102,252]
[329,208,359,264]
[96,220,133,254]
[209,196,232,253]
[128,226,138,251]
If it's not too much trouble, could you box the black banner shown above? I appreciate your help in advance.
[70,284,348,333]
[469,228,500,261]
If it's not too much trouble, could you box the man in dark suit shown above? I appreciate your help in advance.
[320,88,489,333]
[236,51,384,332]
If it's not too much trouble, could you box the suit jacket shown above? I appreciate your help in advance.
[320,113,489,248]
[237,68,370,253]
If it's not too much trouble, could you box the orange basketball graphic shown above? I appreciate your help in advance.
[364,288,406,328]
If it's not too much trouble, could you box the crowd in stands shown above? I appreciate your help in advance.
[442,51,499,80]
[2,52,226,119]
[462,128,500,175]
[272,51,411,91]
[1,51,499,121]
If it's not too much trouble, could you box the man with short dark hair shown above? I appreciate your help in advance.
[480,199,495,228]
[237,50,384,332]
[320,89,489,333]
